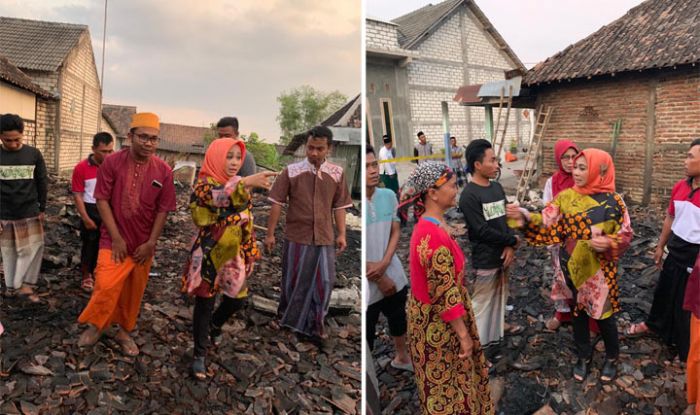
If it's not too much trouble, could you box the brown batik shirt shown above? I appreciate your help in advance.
[268,158,353,246]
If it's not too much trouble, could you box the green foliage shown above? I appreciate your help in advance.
[202,123,217,145]
[277,85,347,144]
[241,132,284,171]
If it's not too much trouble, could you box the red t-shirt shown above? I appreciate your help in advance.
[667,179,700,266]
[94,149,177,255]
[71,155,99,203]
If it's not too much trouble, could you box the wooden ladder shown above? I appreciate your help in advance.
[492,85,513,160]
[515,105,554,203]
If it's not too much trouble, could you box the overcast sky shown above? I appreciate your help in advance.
[0,0,361,142]
[367,0,645,68]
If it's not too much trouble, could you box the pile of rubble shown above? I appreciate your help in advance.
[372,204,690,415]
[0,176,361,415]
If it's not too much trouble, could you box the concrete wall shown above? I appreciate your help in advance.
[406,8,530,153]
[534,67,700,205]
[0,82,36,120]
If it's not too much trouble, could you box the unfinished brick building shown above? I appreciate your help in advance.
[523,0,700,205]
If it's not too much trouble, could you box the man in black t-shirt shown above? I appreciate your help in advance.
[459,139,521,347]
[0,114,47,303]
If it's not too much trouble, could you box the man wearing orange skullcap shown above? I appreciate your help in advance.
[77,112,177,356]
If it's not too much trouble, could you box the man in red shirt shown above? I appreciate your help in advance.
[71,132,114,291]
[627,138,700,364]
[77,113,176,356]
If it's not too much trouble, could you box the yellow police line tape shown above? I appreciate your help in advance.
[377,154,460,164]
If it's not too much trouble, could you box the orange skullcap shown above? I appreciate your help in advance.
[130,112,160,130]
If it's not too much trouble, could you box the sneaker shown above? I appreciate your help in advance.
[192,356,206,380]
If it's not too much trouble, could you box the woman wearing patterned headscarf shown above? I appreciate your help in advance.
[401,162,493,415]
[508,149,633,383]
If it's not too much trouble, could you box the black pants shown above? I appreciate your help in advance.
[566,274,619,359]
[646,257,692,360]
[573,312,619,359]
[365,286,408,349]
[80,203,102,274]
[193,295,245,357]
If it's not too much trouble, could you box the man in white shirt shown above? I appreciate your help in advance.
[378,135,399,194]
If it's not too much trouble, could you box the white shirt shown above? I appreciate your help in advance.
[378,146,397,175]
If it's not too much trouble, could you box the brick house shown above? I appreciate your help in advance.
[102,104,208,166]
[522,0,700,205]
[0,17,103,174]
[0,53,55,146]
[366,0,529,157]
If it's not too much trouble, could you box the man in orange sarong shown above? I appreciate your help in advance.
[77,112,176,356]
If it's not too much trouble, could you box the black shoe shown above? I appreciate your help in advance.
[600,358,617,382]
[573,357,591,382]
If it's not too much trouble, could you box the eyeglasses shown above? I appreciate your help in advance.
[133,133,160,144]
[560,155,576,161]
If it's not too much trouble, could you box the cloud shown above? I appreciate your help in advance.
[0,0,360,142]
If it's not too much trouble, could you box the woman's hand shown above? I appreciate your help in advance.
[458,334,474,359]
[242,171,278,191]
[590,235,611,252]
[506,203,522,220]
[589,227,611,252]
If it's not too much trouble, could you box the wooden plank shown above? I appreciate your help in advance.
[643,79,658,206]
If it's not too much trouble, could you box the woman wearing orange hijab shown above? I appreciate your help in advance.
[182,138,275,380]
[508,149,633,383]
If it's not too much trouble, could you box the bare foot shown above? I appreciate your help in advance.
[545,316,561,331]
[682,404,695,415]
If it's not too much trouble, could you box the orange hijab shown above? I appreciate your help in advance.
[572,148,615,195]
[199,138,246,185]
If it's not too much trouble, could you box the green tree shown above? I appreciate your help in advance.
[277,85,347,144]
[202,123,217,145]
[241,132,283,170]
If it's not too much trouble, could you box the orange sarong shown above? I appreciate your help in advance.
[689,314,700,414]
[78,249,152,332]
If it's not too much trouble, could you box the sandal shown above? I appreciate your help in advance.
[573,357,592,382]
[78,326,102,347]
[504,323,524,335]
[624,322,649,338]
[545,317,562,331]
[600,358,617,382]
[115,333,139,356]
[3,288,16,298]
[81,276,94,292]
[210,324,223,347]
[17,286,40,303]
[192,356,207,380]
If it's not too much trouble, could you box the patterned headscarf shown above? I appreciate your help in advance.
[398,162,453,218]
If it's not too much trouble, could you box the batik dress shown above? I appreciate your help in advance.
[521,190,632,320]
[408,218,493,415]
[182,176,259,299]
